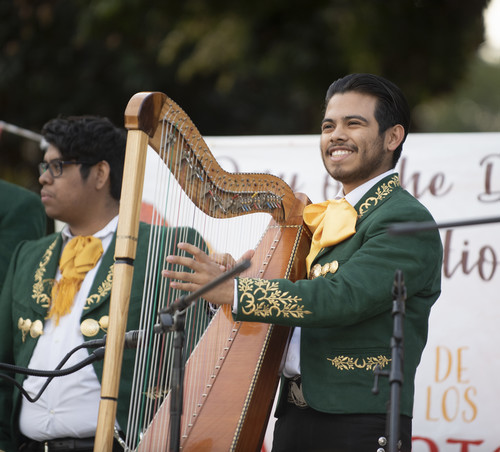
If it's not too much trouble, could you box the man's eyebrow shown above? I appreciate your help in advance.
[344,114,369,123]
[322,114,369,125]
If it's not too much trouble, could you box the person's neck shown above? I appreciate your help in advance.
[67,206,119,237]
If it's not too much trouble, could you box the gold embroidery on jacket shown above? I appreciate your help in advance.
[84,265,114,309]
[32,238,58,308]
[327,354,391,371]
[239,277,312,318]
[358,175,400,217]
[143,386,169,400]
[32,238,113,313]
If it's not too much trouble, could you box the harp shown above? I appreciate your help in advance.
[94,92,311,451]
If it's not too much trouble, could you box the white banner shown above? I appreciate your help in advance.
[145,132,500,451]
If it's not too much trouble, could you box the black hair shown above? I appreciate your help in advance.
[41,115,127,200]
[325,73,410,167]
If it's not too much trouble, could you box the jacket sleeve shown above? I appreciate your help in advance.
[0,244,22,452]
[235,202,442,328]
[0,187,46,293]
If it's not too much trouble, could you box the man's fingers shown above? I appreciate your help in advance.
[165,254,198,271]
[240,249,255,263]
[162,268,194,283]
[177,242,211,262]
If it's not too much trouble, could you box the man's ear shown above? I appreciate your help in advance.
[93,160,111,191]
[385,124,405,152]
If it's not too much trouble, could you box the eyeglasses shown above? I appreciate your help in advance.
[38,159,94,178]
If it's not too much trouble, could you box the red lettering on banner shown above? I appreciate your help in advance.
[412,437,490,451]
[412,437,439,452]
[447,438,483,451]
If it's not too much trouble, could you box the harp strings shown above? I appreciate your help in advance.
[124,108,279,451]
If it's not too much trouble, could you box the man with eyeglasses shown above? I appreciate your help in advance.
[0,116,205,452]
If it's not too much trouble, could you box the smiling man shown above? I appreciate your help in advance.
[164,73,443,451]
[320,89,402,194]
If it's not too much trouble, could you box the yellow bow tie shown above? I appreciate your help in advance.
[303,198,357,275]
[49,236,103,324]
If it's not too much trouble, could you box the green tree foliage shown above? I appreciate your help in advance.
[0,0,488,137]
[0,0,491,188]
[414,56,500,132]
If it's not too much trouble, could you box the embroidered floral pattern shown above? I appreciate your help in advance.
[327,354,391,371]
[85,265,114,309]
[238,277,312,318]
[31,238,58,308]
[143,386,169,400]
[32,239,113,313]
[358,175,400,217]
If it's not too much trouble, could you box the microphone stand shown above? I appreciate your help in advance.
[154,259,251,452]
[377,215,500,450]
[373,269,406,452]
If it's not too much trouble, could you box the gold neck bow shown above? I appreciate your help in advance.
[48,235,103,324]
[303,198,357,275]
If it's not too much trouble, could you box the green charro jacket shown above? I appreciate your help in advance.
[0,179,46,293]
[235,174,443,418]
[0,222,203,451]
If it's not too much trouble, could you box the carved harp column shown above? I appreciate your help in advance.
[94,92,311,452]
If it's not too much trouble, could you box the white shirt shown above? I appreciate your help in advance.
[282,170,396,377]
[19,216,118,440]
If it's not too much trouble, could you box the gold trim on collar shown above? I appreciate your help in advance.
[358,175,400,217]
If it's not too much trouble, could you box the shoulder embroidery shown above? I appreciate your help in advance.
[238,277,312,318]
[358,175,400,217]
[32,238,58,308]
[327,354,391,371]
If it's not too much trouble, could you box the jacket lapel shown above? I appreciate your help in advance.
[30,235,63,317]
[354,173,401,225]
[82,233,116,315]
[312,174,401,263]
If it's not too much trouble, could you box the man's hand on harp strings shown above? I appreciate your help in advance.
[163,242,254,306]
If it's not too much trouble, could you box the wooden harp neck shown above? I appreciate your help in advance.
[124,91,297,222]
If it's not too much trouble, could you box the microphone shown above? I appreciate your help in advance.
[124,329,144,349]
[82,331,144,350]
